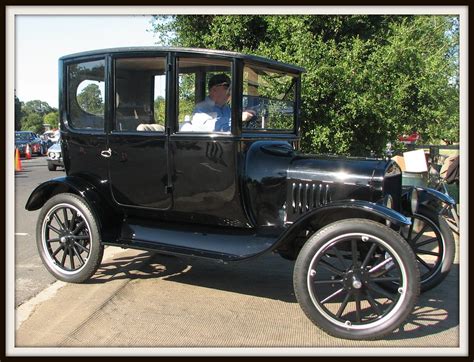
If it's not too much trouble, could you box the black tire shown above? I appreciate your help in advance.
[293,219,419,340]
[400,205,455,292]
[36,193,104,283]
[47,162,57,171]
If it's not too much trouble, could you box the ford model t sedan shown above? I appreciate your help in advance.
[26,47,456,340]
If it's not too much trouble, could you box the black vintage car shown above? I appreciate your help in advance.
[26,47,456,340]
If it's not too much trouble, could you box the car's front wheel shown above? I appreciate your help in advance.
[36,193,104,283]
[400,205,455,292]
[47,162,57,171]
[293,219,419,340]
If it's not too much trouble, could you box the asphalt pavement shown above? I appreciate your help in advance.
[10,157,466,355]
[14,156,64,306]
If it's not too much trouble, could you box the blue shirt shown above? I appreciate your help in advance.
[192,97,231,132]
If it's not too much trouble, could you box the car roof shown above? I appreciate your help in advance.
[59,47,305,73]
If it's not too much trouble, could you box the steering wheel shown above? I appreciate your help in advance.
[244,113,260,129]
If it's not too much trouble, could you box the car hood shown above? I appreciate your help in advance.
[48,143,62,152]
[288,154,391,188]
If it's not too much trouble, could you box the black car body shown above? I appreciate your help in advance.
[26,47,456,340]
[15,131,44,156]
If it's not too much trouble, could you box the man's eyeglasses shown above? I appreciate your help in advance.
[214,82,230,89]
[213,82,231,96]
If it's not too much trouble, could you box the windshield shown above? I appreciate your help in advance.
[15,132,34,141]
[242,64,298,132]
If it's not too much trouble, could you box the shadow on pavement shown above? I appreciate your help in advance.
[388,264,460,341]
[88,251,295,302]
[87,250,459,340]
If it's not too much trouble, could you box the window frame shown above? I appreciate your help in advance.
[240,60,300,136]
[110,53,169,135]
[64,56,107,135]
[173,54,236,137]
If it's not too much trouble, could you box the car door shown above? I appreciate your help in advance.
[62,57,109,185]
[107,55,172,210]
[168,55,248,227]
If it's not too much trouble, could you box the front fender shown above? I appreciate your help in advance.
[291,200,411,227]
[417,187,456,207]
[272,200,411,252]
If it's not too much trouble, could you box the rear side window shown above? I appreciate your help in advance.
[114,57,167,132]
[67,59,106,131]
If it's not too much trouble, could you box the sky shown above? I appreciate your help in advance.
[15,15,159,108]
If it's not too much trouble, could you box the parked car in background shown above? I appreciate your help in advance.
[15,131,45,156]
[41,130,60,149]
[26,47,456,340]
[46,139,63,171]
[399,131,420,145]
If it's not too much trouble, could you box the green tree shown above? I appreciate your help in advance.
[22,99,55,118]
[21,112,44,133]
[154,96,166,125]
[43,111,59,129]
[151,15,459,156]
[77,83,104,116]
[20,99,57,133]
[15,95,23,131]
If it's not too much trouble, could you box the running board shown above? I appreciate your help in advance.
[106,218,279,262]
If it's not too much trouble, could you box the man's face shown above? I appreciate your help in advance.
[210,83,230,106]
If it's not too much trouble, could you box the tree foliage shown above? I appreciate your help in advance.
[77,83,104,116]
[22,99,55,118]
[43,111,59,129]
[21,112,44,134]
[15,95,23,131]
[151,15,459,156]
[19,99,57,133]
[154,96,166,125]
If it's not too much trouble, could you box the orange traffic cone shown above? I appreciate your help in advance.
[15,148,22,171]
[25,144,32,159]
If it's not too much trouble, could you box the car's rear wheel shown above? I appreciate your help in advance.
[400,205,455,292]
[36,193,104,283]
[293,219,419,340]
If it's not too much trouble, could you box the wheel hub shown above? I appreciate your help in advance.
[60,233,75,247]
[352,276,362,289]
[343,269,369,291]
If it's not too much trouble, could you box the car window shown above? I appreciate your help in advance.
[76,80,105,116]
[67,59,106,131]
[176,57,232,133]
[242,64,297,132]
[15,132,34,140]
[114,57,167,133]
[15,132,28,140]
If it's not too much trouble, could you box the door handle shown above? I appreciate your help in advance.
[101,148,112,158]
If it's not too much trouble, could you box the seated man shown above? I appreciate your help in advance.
[189,74,254,132]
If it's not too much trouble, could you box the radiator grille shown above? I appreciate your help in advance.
[290,182,331,214]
